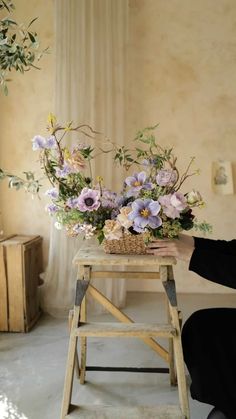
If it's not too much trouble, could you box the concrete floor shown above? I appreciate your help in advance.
[1,292,236,419]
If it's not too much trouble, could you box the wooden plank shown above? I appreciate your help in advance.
[73,243,176,267]
[23,238,42,329]
[0,234,16,243]
[88,284,169,362]
[61,307,80,419]
[65,404,184,419]
[1,235,39,246]
[7,244,25,331]
[169,305,190,419]
[90,271,160,280]
[76,322,176,338]
[0,244,8,331]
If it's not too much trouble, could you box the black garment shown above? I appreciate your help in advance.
[182,237,236,419]
[189,237,236,289]
[207,407,228,419]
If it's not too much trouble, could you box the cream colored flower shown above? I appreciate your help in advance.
[65,148,86,170]
[187,190,204,207]
[103,219,123,240]
[117,206,133,229]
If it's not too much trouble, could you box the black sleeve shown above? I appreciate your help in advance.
[194,237,236,255]
[189,248,236,290]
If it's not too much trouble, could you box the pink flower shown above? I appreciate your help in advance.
[156,169,177,186]
[77,188,100,212]
[159,192,187,219]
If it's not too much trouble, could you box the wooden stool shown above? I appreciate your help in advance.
[61,243,190,419]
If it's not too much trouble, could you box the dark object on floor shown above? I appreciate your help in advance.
[207,407,228,419]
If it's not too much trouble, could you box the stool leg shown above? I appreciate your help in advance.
[60,333,78,419]
[172,309,190,419]
[167,301,177,386]
[68,310,80,379]
[79,296,87,384]
[164,266,177,386]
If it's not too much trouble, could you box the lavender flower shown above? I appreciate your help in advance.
[56,164,74,178]
[32,135,45,150]
[159,192,187,219]
[77,188,100,212]
[45,203,59,214]
[156,169,177,187]
[32,135,56,150]
[125,171,153,197]
[128,199,162,232]
[46,135,57,148]
[66,197,80,208]
[101,190,118,209]
[45,187,59,199]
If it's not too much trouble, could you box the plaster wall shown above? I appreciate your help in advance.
[126,0,236,293]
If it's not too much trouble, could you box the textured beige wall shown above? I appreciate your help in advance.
[0,0,54,264]
[127,0,236,293]
[1,0,236,293]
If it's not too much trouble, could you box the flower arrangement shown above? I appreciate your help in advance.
[27,115,211,250]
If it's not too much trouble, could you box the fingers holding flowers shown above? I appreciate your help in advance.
[146,236,195,262]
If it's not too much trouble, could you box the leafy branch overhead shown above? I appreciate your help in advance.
[0,0,48,95]
[0,168,42,193]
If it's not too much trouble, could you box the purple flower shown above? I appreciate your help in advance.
[156,169,177,187]
[32,135,45,150]
[101,190,118,209]
[45,203,59,214]
[77,188,100,212]
[159,192,187,219]
[128,199,162,232]
[66,197,80,208]
[32,135,56,150]
[45,187,59,199]
[46,135,57,148]
[56,164,74,178]
[125,171,153,197]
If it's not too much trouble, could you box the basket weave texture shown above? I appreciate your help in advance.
[103,234,147,254]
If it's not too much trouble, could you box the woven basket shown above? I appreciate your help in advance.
[103,233,148,255]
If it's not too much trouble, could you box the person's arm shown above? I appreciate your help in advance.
[189,248,236,289]
[147,234,236,290]
[194,237,236,255]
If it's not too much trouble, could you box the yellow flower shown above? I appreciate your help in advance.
[47,113,57,127]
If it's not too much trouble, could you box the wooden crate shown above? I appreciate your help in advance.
[0,234,43,332]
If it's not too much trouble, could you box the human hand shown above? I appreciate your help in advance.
[146,233,195,262]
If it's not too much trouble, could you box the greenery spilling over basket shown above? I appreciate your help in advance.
[0,114,212,254]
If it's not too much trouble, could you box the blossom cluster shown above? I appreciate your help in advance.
[32,116,211,244]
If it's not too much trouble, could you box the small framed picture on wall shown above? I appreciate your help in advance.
[212,160,234,195]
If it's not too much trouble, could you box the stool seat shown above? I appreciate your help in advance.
[76,322,176,338]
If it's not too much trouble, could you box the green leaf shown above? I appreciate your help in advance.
[27,17,38,29]
[28,31,36,43]
[97,231,105,244]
